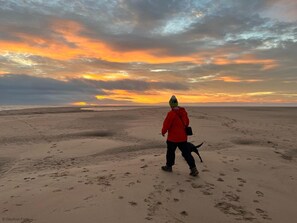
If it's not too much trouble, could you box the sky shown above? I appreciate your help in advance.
[0,0,297,106]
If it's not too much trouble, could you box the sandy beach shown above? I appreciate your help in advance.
[0,106,296,223]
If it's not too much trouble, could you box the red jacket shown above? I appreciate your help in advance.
[162,106,189,142]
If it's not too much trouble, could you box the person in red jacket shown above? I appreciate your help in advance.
[161,95,198,176]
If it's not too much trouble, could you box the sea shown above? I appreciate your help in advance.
[0,105,53,111]
[0,105,154,112]
[1,104,295,112]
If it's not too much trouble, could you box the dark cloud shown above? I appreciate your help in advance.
[0,74,189,105]
[0,9,77,48]
[85,79,188,91]
[0,74,101,105]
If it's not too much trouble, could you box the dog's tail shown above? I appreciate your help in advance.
[195,142,204,149]
[193,142,204,162]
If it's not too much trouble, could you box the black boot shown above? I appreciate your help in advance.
[189,167,199,176]
[161,165,172,172]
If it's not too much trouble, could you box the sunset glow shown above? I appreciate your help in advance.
[0,0,296,105]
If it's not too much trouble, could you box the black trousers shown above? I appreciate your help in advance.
[166,140,196,169]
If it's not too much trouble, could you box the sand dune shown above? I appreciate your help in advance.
[0,107,296,223]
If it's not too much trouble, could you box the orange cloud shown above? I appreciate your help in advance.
[96,90,166,104]
[1,18,197,64]
[0,17,279,70]
[95,89,207,104]
[0,71,8,75]
[246,92,275,96]
[3,18,273,68]
[213,54,278,69]
[215,76,263,83]
[94,90,291,104]
[95,90,235,104]
[216,76,241,82]
[72,101,88,106]
[82,72,130,81]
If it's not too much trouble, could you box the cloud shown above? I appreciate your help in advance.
[1,0,296,61]
[0,0,296,105]
[261,0,297,22]
[84,77,189,91]
[0,74,189,105]
[0,74,101,105]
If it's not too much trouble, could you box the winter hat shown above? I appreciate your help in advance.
[169,95,178,107]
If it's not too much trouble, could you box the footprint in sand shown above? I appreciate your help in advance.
[52,189,62,192]
[215,201,255,221]
[19,218,34,223]
[180,211,188,216]
[165,188,173,192]
[192,182,214,195]
[82,168,89,173]
[217,178,224,182]
[232,168,240,173]
[223,191,240,202]
[255,208,271,220]
[145,189,166,218]
[256,191,264,197]
[237,177,247,184]
[255,208,265,213]
[126,182,135,187]
[129,201,137,206]
[84,195,94,201]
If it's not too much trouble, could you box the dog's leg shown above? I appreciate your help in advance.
[197,151,203,162]
[194,142,204,162]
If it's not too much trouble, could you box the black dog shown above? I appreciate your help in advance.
[187,142,204,162]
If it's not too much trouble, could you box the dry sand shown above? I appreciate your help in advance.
[0,106,296,223]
